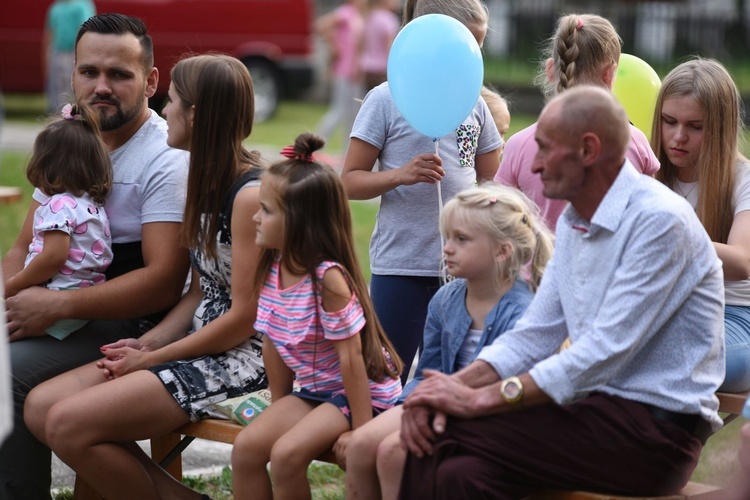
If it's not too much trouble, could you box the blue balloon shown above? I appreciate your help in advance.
[387,14,484,140]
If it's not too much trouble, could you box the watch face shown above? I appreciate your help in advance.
[504,381,521,399]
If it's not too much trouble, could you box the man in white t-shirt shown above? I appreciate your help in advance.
[0,14,189,499]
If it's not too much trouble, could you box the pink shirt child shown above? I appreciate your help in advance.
[255,259,402,412]
[495,122,660,231]
[360,8,399,75]
[331,3,364,80]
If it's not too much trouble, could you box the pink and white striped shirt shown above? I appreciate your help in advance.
[255,258,401,410]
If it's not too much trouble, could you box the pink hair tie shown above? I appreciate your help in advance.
[576,17,584,29]
[61,103,82,121]
[488,197,498,204]
[280,145,315,162]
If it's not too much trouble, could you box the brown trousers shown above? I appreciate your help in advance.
[398,393,703,500]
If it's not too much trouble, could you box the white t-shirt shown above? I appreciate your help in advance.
[350,83,503,276]
[677,160,750,306]
[34,110,188,244]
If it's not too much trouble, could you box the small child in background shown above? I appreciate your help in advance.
[4,102,112,340]
[342,183,553,500]
[315,0,365,155]
[231,133,403,500]
[360,0,400,92]
[481,86,511,158]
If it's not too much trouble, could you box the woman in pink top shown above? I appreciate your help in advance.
[232,133,402,500]
[316,0,365,154]
[360,0,399,91]
[495,13,660,232]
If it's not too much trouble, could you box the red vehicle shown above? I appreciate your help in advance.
[0,0,316,121]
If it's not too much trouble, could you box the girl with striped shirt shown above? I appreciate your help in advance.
[231,133,402,500]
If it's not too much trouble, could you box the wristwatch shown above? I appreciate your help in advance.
[500,376,524,409]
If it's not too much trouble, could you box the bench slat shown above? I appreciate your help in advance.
[178,419,240,445]
[716,391,748,416]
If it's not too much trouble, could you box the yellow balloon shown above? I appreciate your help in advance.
[612,54,662,138]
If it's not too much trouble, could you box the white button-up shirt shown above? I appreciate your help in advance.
[478,161,725,431]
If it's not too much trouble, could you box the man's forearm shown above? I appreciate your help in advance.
[2,247,26,286]
[61,264,187,320]
[454,360,503,388]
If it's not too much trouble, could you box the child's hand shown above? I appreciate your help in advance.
[333,430,353,470]
[396,154,444,186]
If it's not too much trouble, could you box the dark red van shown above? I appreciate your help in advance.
[0,0,315,121]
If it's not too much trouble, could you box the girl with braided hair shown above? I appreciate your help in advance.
[495,13,660,231]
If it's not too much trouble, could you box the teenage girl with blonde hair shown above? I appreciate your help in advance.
[342,0,502,385]
[653,58,750,393]
[341,183,553,500]
[231,133,403,500]
[495,13,659,231]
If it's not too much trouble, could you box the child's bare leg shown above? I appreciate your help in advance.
[376,429,407,500]
[345,406,402,500]
[232,396,316,500]
[44,370,194,500]
[271,403,350,500]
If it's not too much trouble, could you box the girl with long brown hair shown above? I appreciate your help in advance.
[653,58,750,393]
[232,132,403,500]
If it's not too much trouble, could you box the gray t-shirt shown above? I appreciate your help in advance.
[351,83,502,276]
[35,110,188,244]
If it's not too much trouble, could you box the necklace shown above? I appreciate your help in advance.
[675,181,698,200]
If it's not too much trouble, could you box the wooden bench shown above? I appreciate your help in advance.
[73,392,747,499]
[0,186,22,205]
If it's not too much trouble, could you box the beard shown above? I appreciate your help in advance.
[91,92,146,131]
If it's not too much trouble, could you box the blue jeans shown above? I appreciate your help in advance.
[0,319,138,500]
[720,305,750,393]
[370,274,441,386]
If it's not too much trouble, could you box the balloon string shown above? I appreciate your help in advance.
[435,139,448,284]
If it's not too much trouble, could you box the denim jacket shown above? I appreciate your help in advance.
[401,278,533,399]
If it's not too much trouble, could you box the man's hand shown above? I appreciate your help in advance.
[400,403,441,458]
[5,287,62,341]
[403,369,485,419]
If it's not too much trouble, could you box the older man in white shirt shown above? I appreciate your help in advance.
[398,86,725,499]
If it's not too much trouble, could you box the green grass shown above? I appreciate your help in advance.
[0,151,32,255]
[252,101,344,154]
[179,463,345,499]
